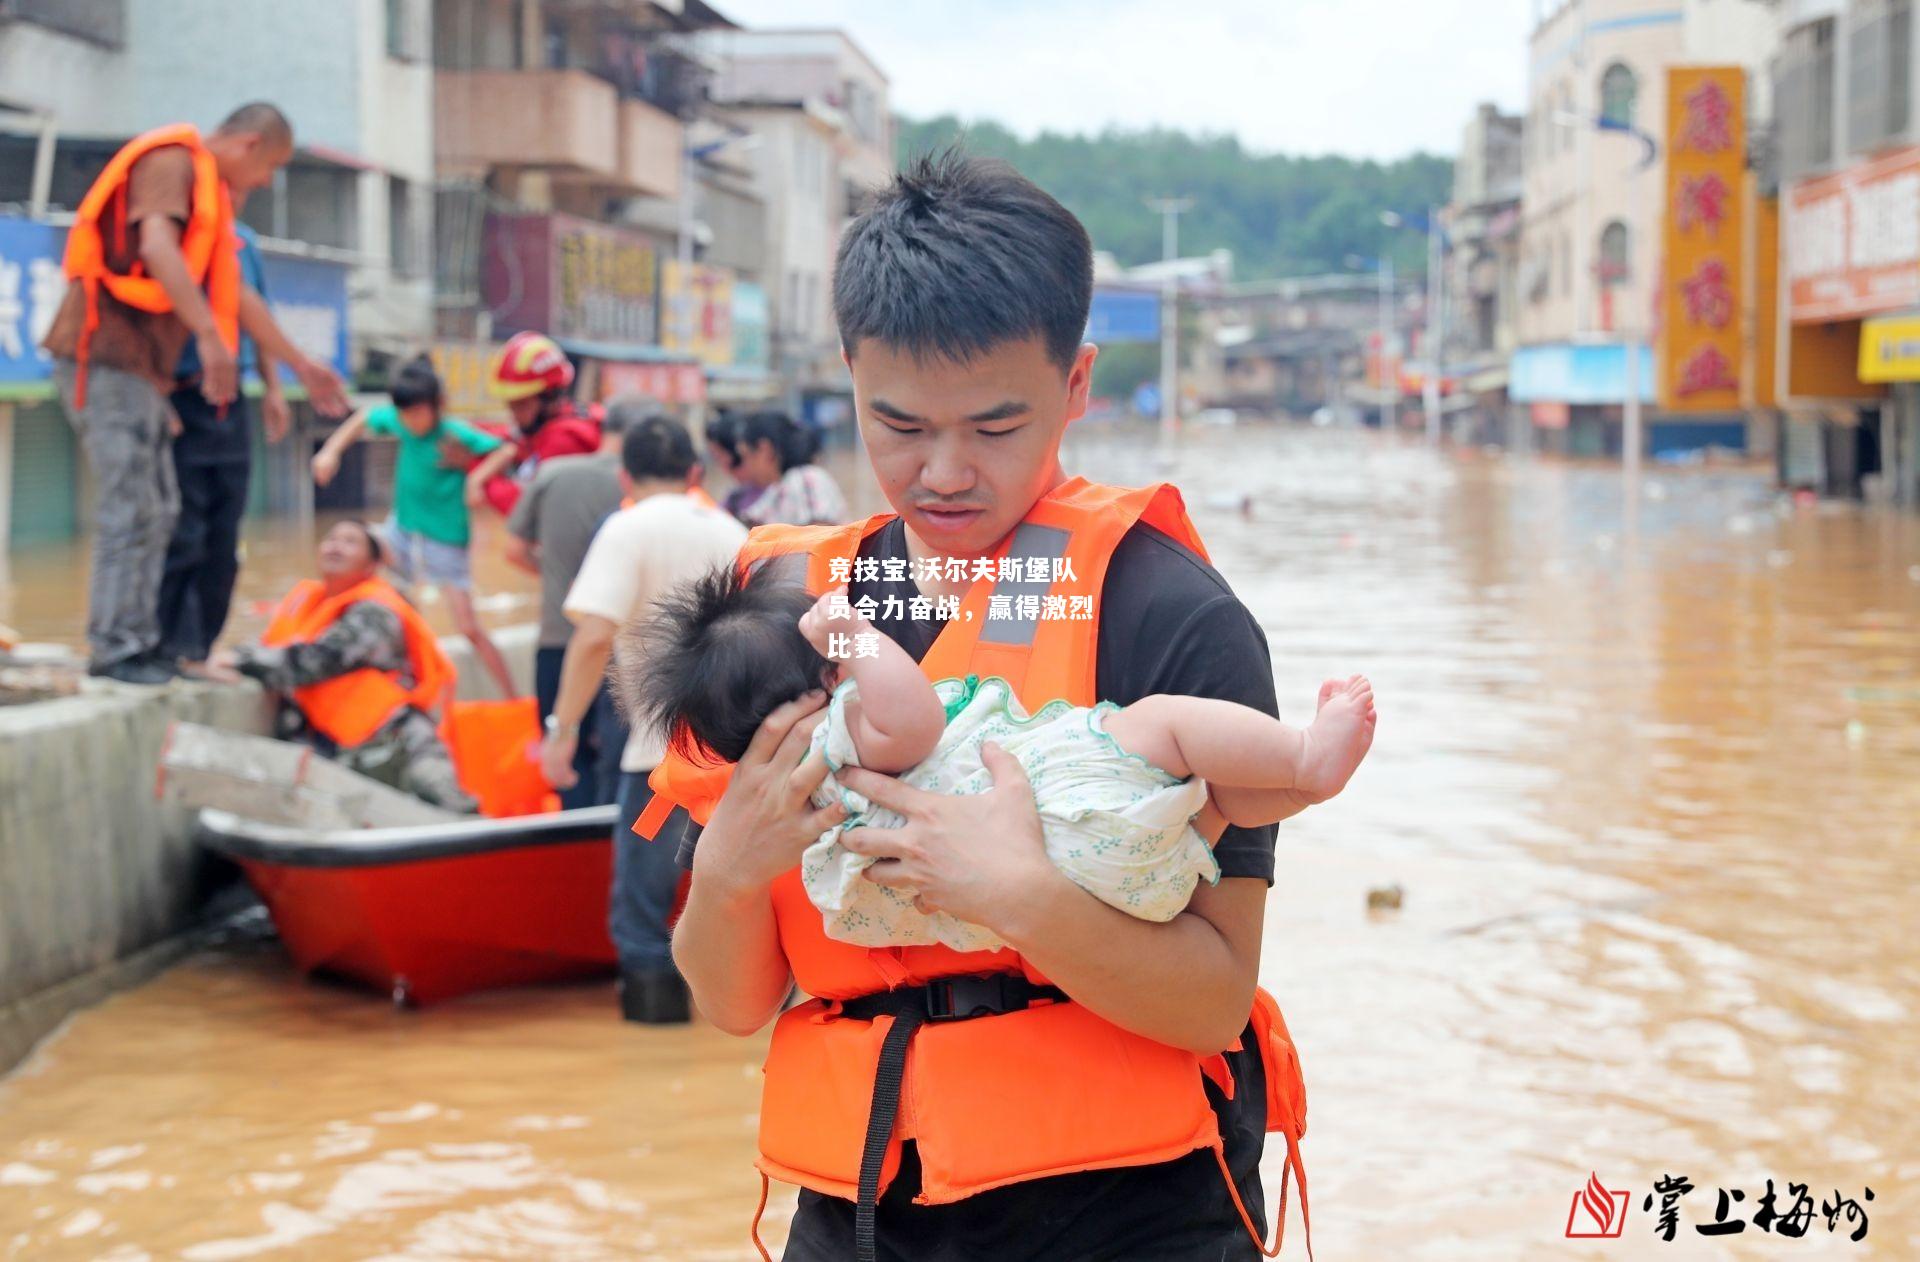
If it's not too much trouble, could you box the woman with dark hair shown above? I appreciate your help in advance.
[734,410,849,526]
[703,411,770,519]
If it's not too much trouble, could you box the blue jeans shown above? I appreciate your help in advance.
[612,770,682,974]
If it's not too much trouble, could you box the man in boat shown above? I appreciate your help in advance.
[633,151,1309,1261]
[208,520,477,813]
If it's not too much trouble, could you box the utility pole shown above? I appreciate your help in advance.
[1146,196,1194,448]
[1424,206,1444,446]
[1379,253,1396,433]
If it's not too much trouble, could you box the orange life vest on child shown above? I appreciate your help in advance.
[61,124,242,409]
[261,577,455,748]
[635,477,1311,1257]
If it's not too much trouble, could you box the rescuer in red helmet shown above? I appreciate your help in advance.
[481,331,602,515]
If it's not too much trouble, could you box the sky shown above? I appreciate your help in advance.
[712,0,1536,162]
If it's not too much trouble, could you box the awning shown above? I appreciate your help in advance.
[1858,311,1920,383]
[554,337,697,366]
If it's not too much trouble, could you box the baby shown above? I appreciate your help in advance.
[629,561,1376,953]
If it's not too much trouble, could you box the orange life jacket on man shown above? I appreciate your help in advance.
[60,124,242,409]
[635,477,1310,1259]
[261,577,455,749]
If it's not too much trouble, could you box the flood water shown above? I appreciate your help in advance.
[4,424,1918,1259]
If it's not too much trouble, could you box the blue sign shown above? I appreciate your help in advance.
[1087,286,1161,344]
[256,249,351,379]
[732,281,769,372]
[1509,342,1655,405]
[0,217,68,385]
[0,215,350,389]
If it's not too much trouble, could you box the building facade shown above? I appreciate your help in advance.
[1773,0,1920,505]
[697,27,893,429]
[1515,0,1777,457]
[1447,102,1525,444]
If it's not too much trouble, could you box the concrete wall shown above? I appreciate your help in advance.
[0,678,272,1071]
[0,623,538,1073]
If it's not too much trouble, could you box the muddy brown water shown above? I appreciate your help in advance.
[4,425,1917,1259]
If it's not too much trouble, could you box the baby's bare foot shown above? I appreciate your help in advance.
[1295,675,1377,803]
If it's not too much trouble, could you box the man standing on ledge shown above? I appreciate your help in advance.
[647,152,1308,1260]
[43,101,350,685]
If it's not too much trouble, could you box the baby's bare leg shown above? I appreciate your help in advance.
[1102,679,1377,826]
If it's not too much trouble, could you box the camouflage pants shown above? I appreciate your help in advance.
[54,361,179,666]
[339,710,479,813]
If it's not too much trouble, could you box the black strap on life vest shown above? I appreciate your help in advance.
[834,974,1071,1262]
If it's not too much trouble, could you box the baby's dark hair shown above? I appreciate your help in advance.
[620,557,832,765]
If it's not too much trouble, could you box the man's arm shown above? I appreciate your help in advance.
[257,344,291,444]
[139,217,234,404]
[231,603,404,692]
[464,444,519,509]
[236,285,350,416]
[672,692,843,1035]
[536,612,614,787]
[502,474,543,575]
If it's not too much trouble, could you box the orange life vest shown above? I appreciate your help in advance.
[61,124,242,409]
[635,477,1310,1257]
[261,577,455,748]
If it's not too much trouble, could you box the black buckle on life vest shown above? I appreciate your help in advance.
[927,973,1025,1021]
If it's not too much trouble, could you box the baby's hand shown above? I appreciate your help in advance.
[799,586,865,657]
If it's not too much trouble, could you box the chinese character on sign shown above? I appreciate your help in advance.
[1676,344,1739,396]
[1696,1187,1746,1236]
[1680,259,1735,329]
[0,256,24,359]
[1675,173,1732,237]
[1820,1188,1873,1242]
[1752,1180,1815,1237]
[1644,1173,1696,1242]
[1678,80,1735,154]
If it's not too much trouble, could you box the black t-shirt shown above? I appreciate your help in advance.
[776,516,1281,1261]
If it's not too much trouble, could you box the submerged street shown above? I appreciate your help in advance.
[4,424,1917,1259]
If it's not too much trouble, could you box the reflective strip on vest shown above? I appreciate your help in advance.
[977,521,1071,648]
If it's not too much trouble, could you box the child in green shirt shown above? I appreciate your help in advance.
[312,355,520,698]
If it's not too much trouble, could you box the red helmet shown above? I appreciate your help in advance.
[487,331,575,401]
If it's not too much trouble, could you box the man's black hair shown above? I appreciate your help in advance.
[217,102,293,148]
[602,394,659,441]
[833,147,1093,371]
[622,415,697,482]
[619,559,831,765]
[388,353,442,411]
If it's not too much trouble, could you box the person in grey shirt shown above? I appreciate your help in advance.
[505,397,648,807]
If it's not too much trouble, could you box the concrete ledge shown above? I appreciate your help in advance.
[0,623,540,1074]
[0,677,272,1071]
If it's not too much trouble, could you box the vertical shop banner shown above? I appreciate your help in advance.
[731,281,769,372]
[660,261,736,368]
[1659,66,1746,412]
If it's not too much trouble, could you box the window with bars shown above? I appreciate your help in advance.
[1598,221,1629,286]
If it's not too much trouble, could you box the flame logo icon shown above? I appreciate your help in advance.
[1565,1171,1630,1238]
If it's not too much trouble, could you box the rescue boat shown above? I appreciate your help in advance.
[161,700,618,1006]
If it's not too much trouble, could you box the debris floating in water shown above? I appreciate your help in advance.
[1366,883,1404,912]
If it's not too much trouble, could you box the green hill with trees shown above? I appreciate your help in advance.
[894,115,1453,283]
